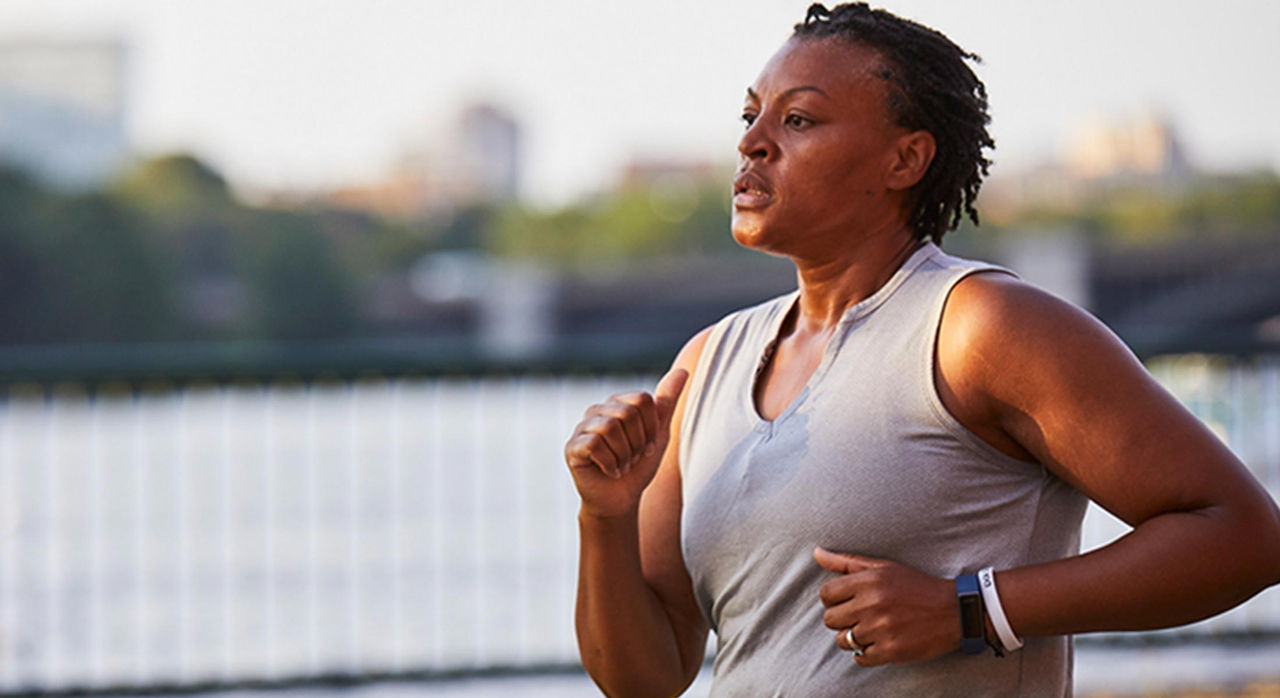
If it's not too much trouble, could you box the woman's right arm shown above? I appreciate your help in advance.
[565,328,712,698]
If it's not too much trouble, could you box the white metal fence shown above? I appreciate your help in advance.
[1,357,1279,693]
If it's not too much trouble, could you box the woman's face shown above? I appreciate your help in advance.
[731,37,916,256]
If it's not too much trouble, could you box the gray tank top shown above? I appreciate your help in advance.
[679,243,1087,697]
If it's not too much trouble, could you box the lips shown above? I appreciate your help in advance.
[733,170,773,209]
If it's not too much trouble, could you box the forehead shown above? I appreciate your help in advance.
[749,37,891,104]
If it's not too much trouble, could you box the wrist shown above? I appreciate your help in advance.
[578,505,640,526]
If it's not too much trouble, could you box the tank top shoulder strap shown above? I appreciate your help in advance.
[678,291,797,477]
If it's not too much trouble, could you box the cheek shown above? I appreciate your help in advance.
[797,137,888,196]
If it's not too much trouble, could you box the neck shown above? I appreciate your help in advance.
[790,225,924,332]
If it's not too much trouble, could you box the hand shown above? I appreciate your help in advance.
[814,547,962,667]
[564,368,689,519]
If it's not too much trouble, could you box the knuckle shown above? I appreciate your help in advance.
[617,403,640,423]
[608,391,642,406]
[565,434,590,454]
[596,403,622,419]
[563,439,580,461]
[615,391,648,406]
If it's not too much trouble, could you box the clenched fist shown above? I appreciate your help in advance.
[564,368,688,518]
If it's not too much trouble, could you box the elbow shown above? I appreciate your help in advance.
[1261,500,1280,587]
[579,650,691,698]
[1230,492,1280,593]
[584,672,686,698]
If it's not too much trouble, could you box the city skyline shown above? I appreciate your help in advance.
[0,0,1277,206]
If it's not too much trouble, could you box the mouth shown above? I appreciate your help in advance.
[733,171,773,209]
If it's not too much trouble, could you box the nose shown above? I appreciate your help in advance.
[737,118,775,162]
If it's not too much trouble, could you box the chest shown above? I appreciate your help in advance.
[752,330,831,422]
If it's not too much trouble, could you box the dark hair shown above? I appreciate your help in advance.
[793,2,994,243]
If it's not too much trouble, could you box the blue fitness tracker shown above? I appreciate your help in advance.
[956,573,986,655]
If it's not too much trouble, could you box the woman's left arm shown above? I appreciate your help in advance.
[940,273,1280,636]
[817,272,1280,666]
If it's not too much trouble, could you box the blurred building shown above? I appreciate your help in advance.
[1065,112,1190,181]
[329,101,522,220]
[980,113,1193,224]
[0,38,130,188]
[451,102,521,202]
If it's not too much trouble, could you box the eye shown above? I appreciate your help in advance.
[785,113,813,130]
[741,111,757,127]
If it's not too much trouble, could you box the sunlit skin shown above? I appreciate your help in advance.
[564,36,1280,696]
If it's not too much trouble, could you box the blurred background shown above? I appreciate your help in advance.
[0,1,1278,696]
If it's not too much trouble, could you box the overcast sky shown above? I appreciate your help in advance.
[1,0,1278,206]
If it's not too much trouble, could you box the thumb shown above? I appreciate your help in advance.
[813,546,884,575]
[654,368,690,429]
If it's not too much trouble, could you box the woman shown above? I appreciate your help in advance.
[564,4,1280,696]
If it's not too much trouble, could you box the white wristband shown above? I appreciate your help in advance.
[978,567,1023,652]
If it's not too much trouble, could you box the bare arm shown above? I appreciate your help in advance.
[566,329,711,697]
[940,273,1280,637]
[816,273,1280,666]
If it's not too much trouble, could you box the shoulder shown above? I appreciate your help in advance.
[936,271,1169,471]
[672,324,715,376]
[939,271,1142,398]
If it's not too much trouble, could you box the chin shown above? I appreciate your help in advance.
[731,219,787,257]
[731,219,764,250]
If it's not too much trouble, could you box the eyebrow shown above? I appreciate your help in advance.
[744,85,830,101]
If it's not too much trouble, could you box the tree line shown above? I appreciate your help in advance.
[2,152,1276,347]
[0,154,737,346]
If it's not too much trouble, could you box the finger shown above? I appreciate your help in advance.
[837,627,880,665]
[813,547,887,574]
[578,417,631,475]
[822,600,866,631]
[818,574,860,608]
[853,643,883,667]
[598,401,647,454]
[653,368,689,431]
[585,414,632,461]
[835,625,864,652]
[613,391,658,448]
[565,433,621,478]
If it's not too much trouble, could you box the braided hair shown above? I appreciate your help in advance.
[793,3,994,243]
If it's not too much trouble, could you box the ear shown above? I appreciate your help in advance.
[886,130,936,191]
